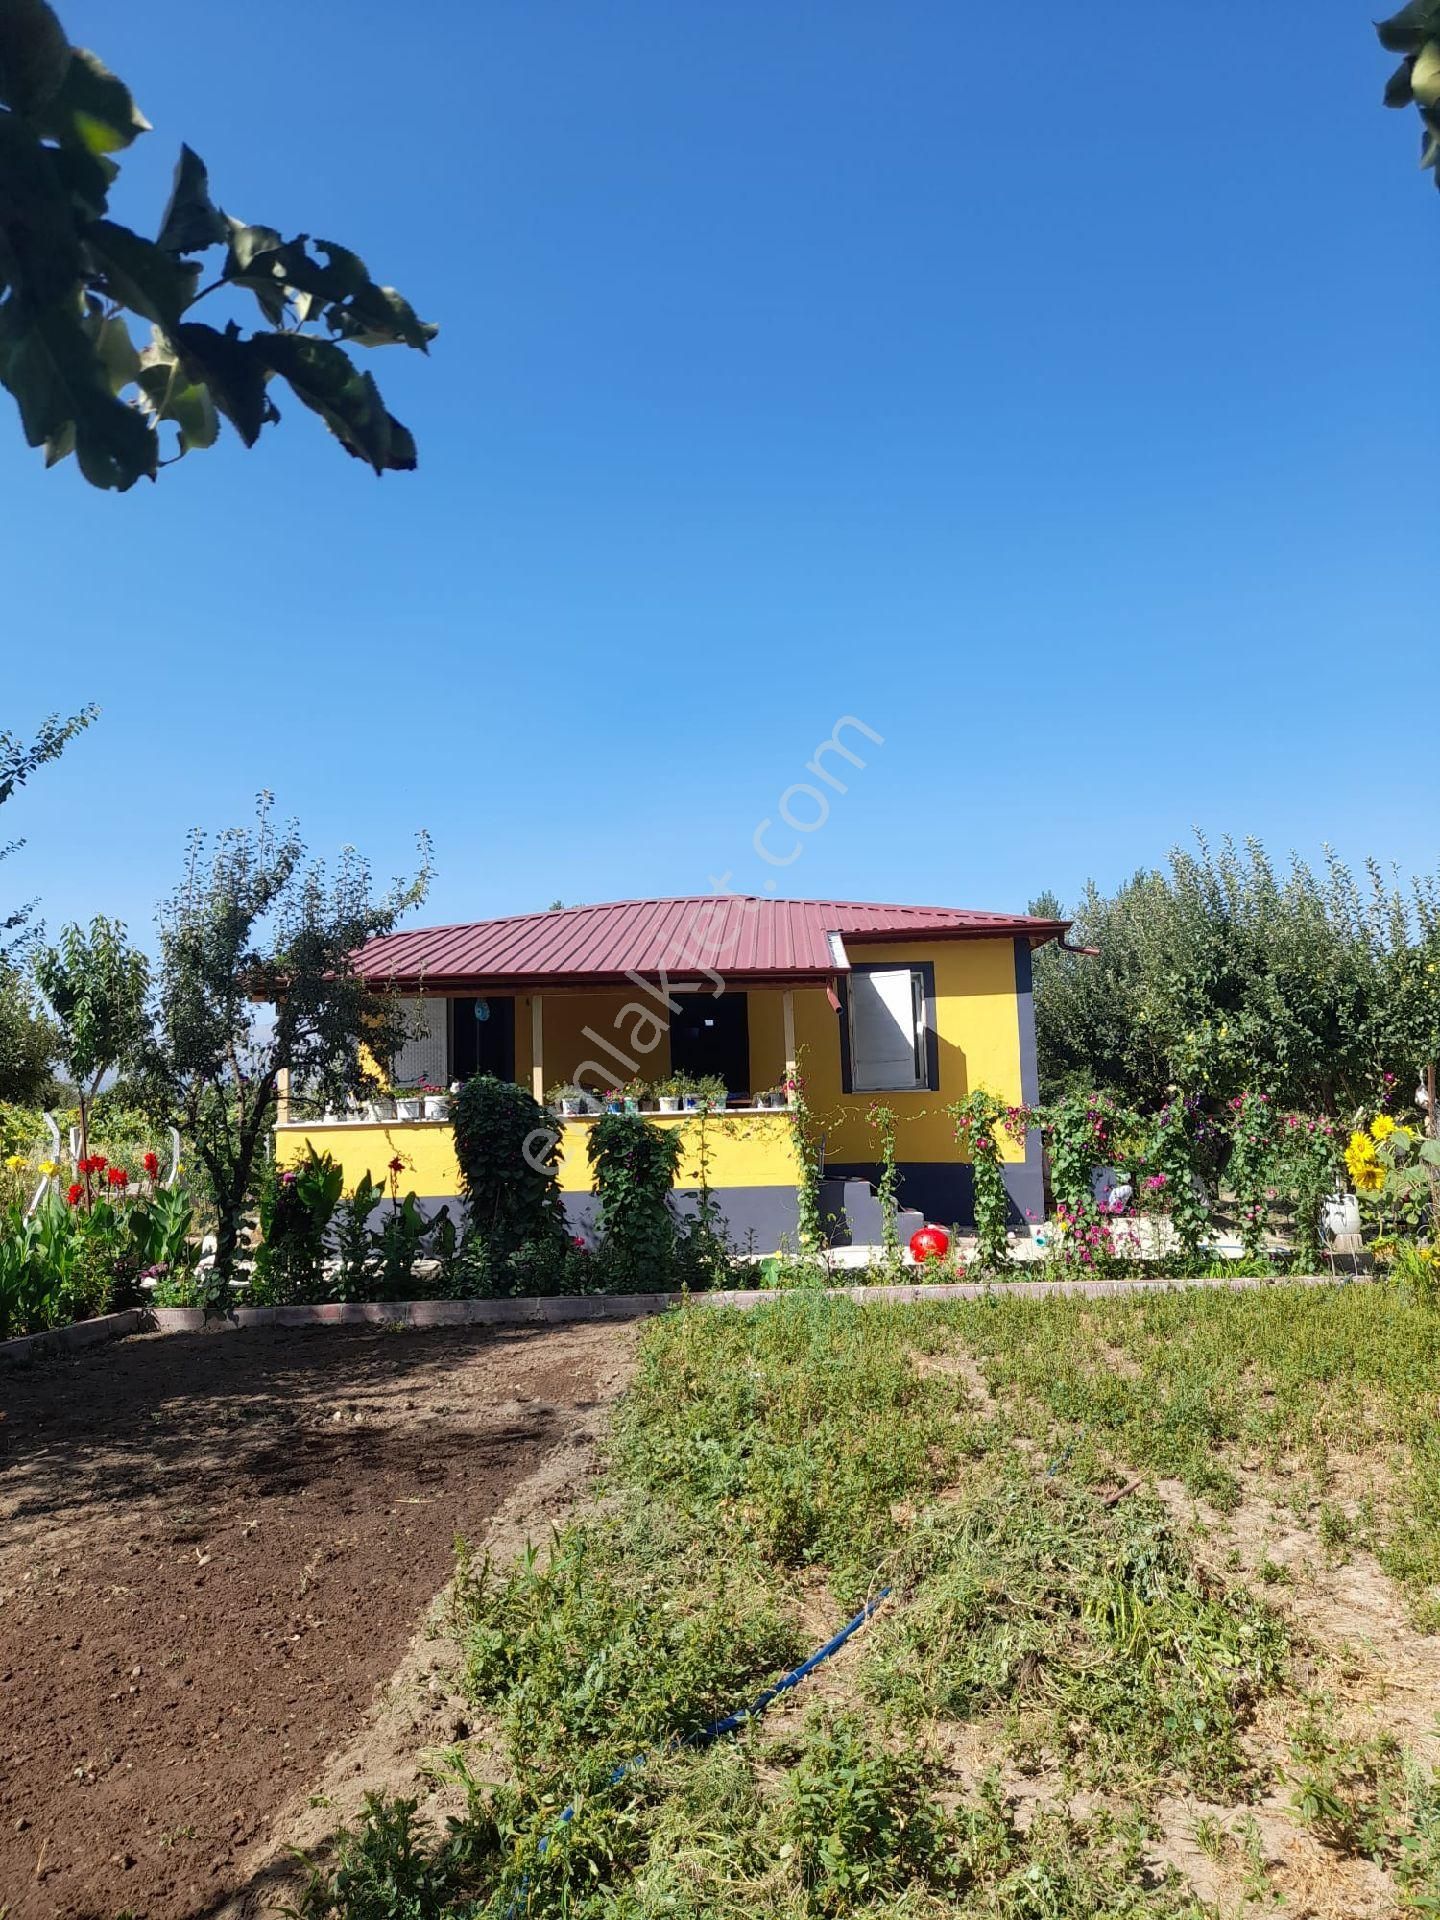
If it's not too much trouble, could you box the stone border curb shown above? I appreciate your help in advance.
[145,1270,1361,1335]
[1,1272,1366,1360]
[0,1308,146,1365]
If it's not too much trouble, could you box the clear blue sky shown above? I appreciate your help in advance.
[5,0,1436,946]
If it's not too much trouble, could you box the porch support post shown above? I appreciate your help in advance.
[530,994,545,1101]
[782,988,797,1084]
[276,1065,290,1125]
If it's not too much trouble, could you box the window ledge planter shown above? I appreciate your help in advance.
[657,1095,682,1113]
[394,1094,425,1122]
[423,1093,452,1121]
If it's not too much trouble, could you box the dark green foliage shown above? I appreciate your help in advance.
[251,1145,343,1305]
[1030,838,1440,1113]
[0,3,434,489]
[779,1711,960,1911]
[133,797,431,1290]
[588,1111,683,1287]
[0,706,95,956]
[1377,0,1440,192]
[451,1074,566,1260]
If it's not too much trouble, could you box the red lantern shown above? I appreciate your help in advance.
[908,1224,951,1265]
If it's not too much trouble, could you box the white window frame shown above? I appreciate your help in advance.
[844,964,931,1093]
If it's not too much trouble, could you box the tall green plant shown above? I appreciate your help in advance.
[587,1111,682,1288]
[32,915,148,1188]
[948,1088,1018,1269]
[866,1102,902,1270]
[451,1074,566,1259]
[1031,837,1440,1115]
[133,795,431,1294]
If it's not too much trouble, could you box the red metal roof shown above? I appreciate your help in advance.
[356,896,1069,992]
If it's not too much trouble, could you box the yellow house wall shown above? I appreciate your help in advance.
[793,937,1024,1166]
[276,1110,799,1195]
[300,936,1024,1185]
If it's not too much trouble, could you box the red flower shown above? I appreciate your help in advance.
[66,1182,84,1206]
[387,1155,406,1176]
[106,1165,129,1189]
[142,1151,160,1179]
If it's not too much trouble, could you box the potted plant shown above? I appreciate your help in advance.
[697,1074,728,1113]
[756,1085,784,1110]
[622,1077,647,1114]
[547,1081,587,1117]
[656,1074,684,1114]
[392,1085,425,1122]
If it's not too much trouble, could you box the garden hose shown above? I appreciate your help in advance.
[506,1586,892,1913]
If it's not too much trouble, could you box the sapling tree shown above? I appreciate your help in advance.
[0,2,435,489]
[133,797,431,1289]
[1,705,97,949]
[32,914,148,1191]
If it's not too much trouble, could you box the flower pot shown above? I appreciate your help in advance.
[1323,1192,1361,1240]
[394,1095,424,1122]
[683,1095,701,1111]
[423,1094,451,1121]
[559,1098,582,1117]
[367,1098,395,1123]
[658,1096,681,1113]
[623,1098,640,1114]
[605,1099,624,1114]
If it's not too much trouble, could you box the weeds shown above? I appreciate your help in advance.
[296,1289,1440,1916]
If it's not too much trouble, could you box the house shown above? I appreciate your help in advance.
[275,894,1070,1250]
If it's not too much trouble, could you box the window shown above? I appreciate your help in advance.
[840,964,938,1093]
[391,996,448,1088]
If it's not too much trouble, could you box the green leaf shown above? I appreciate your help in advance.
[0,0,71,116]
[0,115,87,306]
[329,281,437,352]
[89,311,140,393]
[1413,40,1440,106]
[47,140,118,217]
[0,298,156,489]
[258,333,416,472]
[1385,55,1416,107]
[156,145,227,254]
[38,47,150,154]
[1418,1138,1440,1167]
[85,219,200,327]
[1377,0,1440,53]
[172,321,276,446]
[136,347,219,453]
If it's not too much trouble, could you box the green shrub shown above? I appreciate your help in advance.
[588,1110,683,1288]
[451,1075,565,1258]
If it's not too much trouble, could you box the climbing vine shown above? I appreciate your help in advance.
[947,1088,1021,1270]
[866,1103,902,1270]
[786,1057,826,1254]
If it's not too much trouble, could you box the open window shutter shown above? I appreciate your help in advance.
[391,996,448,1087]
[848,969,923,1091]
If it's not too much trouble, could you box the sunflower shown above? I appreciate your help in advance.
[1345,1132,1384,1193]
[1370,1114,1397,1142]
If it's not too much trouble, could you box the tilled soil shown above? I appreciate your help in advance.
[0,1320,633,1920]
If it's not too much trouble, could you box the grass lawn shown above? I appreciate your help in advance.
[292,1285,1440,1918]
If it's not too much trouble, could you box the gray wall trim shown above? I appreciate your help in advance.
[822,1158,1045,1232]
[1013,937,1040,1107]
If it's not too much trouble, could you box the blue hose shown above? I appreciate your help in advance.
[506,1586,891,1912]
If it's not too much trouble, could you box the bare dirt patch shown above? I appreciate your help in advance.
[0,1320,634,1920]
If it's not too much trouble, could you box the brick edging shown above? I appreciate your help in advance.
[145,1270,1363,1334]
[1,1273,1368,1359]
[0,1308,146,1365]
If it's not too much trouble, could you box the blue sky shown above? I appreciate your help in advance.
[5,0,1436,946]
